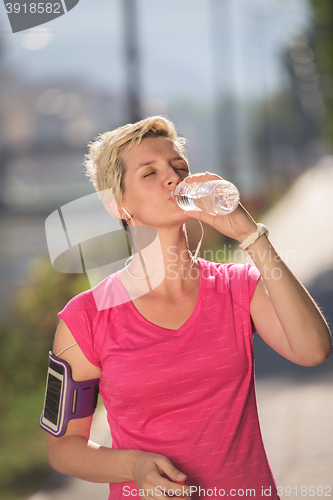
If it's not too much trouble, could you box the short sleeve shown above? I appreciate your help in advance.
[58,290,101,367]
[246,264,261,334]
[226,263,260,297]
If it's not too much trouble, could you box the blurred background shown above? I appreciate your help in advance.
[0,0,332,499]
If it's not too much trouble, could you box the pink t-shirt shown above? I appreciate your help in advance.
[59,259,279,500]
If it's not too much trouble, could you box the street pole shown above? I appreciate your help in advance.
[123,0,142,123]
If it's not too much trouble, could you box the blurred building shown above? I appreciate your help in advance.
[0,75,127,214]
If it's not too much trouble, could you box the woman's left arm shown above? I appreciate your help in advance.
[184,172,332,367]
[247,234,332,366]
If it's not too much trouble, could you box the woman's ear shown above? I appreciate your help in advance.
[104,189,122,219]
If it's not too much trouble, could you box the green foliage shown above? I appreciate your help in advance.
[0,258,89,499]
[0,258,89,401]
[0,387,52,500]
[310,0,333,144]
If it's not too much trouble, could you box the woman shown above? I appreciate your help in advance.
[46,116,331,500]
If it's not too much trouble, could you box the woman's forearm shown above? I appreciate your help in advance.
[48,435,138,483]
[47,434,189,497]
[247,234,332,365]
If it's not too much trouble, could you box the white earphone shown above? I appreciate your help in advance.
[121,207,151,280]
[122,208,132,220]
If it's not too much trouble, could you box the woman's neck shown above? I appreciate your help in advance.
[127,223,197,291]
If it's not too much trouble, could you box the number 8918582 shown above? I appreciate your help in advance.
[277,486,332,497]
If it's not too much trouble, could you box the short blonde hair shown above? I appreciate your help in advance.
[84,116,188,216]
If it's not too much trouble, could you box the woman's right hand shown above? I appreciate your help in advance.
[129,450,191,499]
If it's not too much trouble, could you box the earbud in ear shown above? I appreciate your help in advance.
[122,208,132,220]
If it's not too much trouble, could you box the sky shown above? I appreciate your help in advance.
[0,0,313,103]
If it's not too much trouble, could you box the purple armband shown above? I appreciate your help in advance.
[40,351,100,437]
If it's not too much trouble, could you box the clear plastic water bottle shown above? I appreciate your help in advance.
[173,179,240,215]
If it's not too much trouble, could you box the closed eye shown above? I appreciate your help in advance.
[143,167,188,178]
[175,167,189,176]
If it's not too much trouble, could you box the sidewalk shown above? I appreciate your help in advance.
[256,374,333,497]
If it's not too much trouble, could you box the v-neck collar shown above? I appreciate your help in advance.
[116,258,207,336]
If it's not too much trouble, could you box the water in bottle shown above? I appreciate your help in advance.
[173,179,240,215]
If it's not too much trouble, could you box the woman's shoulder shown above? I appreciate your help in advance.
[198,258,259,280]
[60,271,121,315]
[57,273,123,366]
[198,258,260,299]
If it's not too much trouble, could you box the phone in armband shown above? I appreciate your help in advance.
[40,351,100,437]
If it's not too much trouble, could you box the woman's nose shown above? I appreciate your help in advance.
[165,165,180,186]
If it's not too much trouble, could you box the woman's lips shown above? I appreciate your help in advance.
[170,189,176,203]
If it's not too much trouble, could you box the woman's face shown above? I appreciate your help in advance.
[120,136,189,228]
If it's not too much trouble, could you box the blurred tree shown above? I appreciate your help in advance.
[310,0,333,144]
[0,258,89,410]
